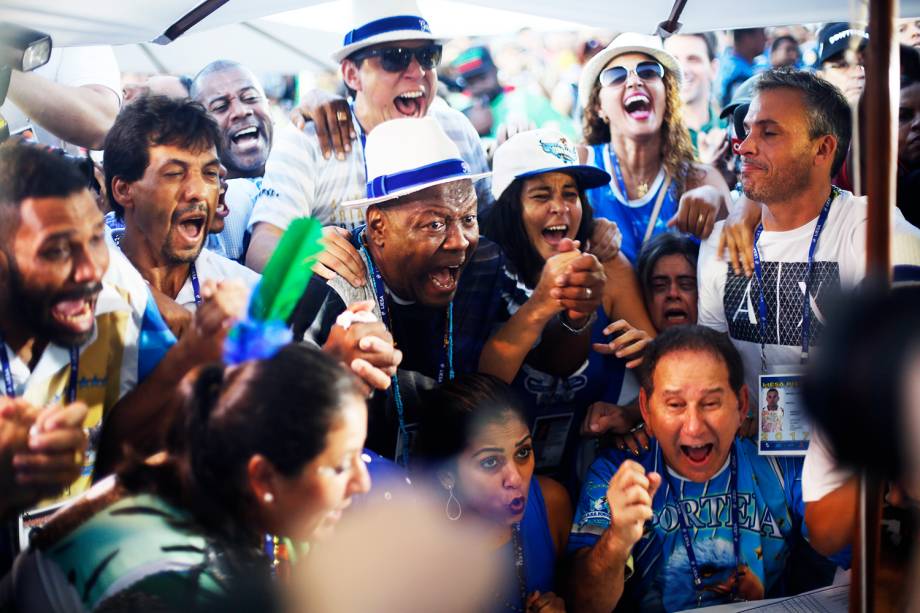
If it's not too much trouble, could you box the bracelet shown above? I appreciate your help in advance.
[558,311,597,335]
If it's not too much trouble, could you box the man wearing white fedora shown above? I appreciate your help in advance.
[292,117,606,464]
[245,0,491,280]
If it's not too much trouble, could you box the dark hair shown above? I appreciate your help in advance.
[687,32,718,62]
[734,28,765,42]
[771,35,799,54]
[805,285,920,482]
[636,232,699,303]
[120,343,363,542]
[414,374,528,468]
[754,68,852,176]
[481,176,594,288]
[103,95,220,218]
[901,45,920,88]
[637,326,745,396]
[0,143,92,243]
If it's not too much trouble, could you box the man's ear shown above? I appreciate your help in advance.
[366,206,387,247]
[639,388,654,438]
[814,134,838,172]
[342,59,362,93]
[110,177,134,212]
[738,384,750,422]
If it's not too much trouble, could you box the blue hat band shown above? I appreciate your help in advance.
[343,15,432,47]
[366,158,470,199]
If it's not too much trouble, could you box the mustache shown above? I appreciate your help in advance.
[53,283,103,303]
[172,201,210,219]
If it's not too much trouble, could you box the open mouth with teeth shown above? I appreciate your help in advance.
[229,125,264,153]
[394,90,426,117]
[50,292,99,336]
[215,200,230,220]
[663,306,690,325]
[542,224,570,248]
[174,213,208,247]
[428,264,462,293]
[681,443,714,465]
[623,92,652,121]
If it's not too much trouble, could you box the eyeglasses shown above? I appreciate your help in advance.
[599,60,665,87]
[351,44,443,73]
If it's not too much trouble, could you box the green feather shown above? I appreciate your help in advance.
[248,218,324,322]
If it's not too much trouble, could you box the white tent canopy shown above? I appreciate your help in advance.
[4,0,920,52]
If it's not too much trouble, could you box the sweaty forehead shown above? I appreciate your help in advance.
[197,68,259,99]
[397,180,476,211]
[17,191,102,240]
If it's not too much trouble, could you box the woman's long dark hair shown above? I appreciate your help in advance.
[119,343,363,545]
[414,374,528,470]
[481,175,595,288]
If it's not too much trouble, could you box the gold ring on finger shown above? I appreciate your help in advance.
[336,110,349,122]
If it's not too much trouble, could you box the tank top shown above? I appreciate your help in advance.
[586,143,679,265]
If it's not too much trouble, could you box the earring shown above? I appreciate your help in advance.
[445,483,462,521]
[263,492,274,504]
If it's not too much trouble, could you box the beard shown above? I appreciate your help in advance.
[6,259,101,347]
[741,149,814,204]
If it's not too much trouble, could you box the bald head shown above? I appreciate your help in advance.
[190,61,273,178]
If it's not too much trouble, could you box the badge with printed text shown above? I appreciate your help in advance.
[758,371,809,455]
[532,412,574,469]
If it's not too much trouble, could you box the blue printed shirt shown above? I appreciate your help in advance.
[569,438,806,612]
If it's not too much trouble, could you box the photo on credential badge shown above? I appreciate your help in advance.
[757,375,810,456]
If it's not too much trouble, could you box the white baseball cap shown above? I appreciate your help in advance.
[342,117,490,209]
[490,129,610,201]
[578,32,682,110]
[333,0,443,63]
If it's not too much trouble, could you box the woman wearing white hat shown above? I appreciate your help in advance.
[482,128,656,487]
[577,33,732,265]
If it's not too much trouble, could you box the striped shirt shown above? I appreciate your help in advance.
[248,101,493,234]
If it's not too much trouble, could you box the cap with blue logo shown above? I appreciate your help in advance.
[490,129,611,201]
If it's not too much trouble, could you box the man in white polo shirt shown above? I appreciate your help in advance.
[104,95,260,319]
[245,0,492,279]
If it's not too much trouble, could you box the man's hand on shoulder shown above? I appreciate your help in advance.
[290,89,356,161]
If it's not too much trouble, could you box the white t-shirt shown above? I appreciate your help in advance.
[699,190,920,405]
[1,46,121,151]
[176,248,261,311]
[698,190,920,499]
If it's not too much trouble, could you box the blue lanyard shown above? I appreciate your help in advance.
[352,228,454,465]
[664,445,741,607]
[189,262,202,306]
[752,188,836,366]
[607,144,633,202]
[0,331,79,404]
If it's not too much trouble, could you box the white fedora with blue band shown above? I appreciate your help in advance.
[333,0,444,63]
[341,117,490,209]
[491,129,611,201]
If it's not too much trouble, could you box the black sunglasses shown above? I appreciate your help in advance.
[599,60,665,87]
[352,44,443,73]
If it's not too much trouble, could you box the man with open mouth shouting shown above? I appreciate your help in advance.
[569,327,815,612]
[0,143,191,550]
[191,60,275,263]
[245,0,492,277]
[291,117,605,465]
[104,96,260,314]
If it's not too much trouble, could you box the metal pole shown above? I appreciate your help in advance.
[853,1,898,611]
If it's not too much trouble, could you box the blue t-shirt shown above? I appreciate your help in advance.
[513,307,635,493]
[585,144,680,265]
[569,438,807,612]
[494,477,556,613]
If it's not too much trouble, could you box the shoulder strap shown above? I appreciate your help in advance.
[642,174,673,245]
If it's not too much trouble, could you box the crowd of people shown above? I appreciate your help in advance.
[3,1,920,611]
